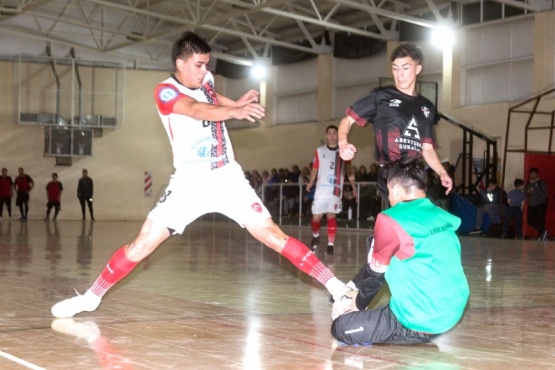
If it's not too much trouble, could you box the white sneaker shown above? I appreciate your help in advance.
[51,290,101,318]
[331,282,358,320]
[51,318,101,343]
[331,295,353,321]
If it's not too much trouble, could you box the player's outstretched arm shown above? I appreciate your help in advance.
[173,93,265,123]
[216,89,260,107]
[338,116,357,161]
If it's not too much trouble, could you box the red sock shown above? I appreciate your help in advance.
[91,247,138,297]
[310,219,321,237]
[327,218,337,245]
[281,237,335,285]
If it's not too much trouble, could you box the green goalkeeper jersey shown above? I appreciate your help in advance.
[373,197,469,333]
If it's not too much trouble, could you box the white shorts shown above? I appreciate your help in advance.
[311,195,342,215]
[147,162,271,234]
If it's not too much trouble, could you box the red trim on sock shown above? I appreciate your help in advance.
[310,219,321,236]
[327,218,337,245]
[91,247,138,297]
[281,237,335,284]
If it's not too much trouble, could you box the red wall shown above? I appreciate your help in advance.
[523,154,555,238]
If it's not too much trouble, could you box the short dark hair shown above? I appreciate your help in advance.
[52,172,58,178]
[514,178,524,187]
[390,43,423,65]
[172,32,211,68]
[488,178,498,185]
[529,167,539,174]
[382,158,427,193]
[325,125,338,133]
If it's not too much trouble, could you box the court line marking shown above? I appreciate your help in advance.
[0,350,46,370]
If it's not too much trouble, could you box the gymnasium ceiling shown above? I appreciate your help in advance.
[0,0,550,70]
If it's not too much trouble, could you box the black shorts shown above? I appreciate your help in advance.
[376,167,388,201]
[16,192,29,207]
[331,304,437,346]
[47,201,61,210]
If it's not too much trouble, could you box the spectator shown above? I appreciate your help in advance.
[0,168,13,221]
[261,170,270,185]
[502,178,526,239]
[526,168,548,241]
[270,168,279,183]
[290,165,301,183]
[356,165,372,220]
[368,163,379,182]
[300,166,311,181]
[45,173,63,220]
[481,178,508,236]
[427,170,450,211]
[288,165,302,216]
[366,163,381,221]
[77,169,94,221]
[251,176,263,199]
[14,167,34,220]
[252,170,263,185]
[301,175,314,217]
[281,168,295,217]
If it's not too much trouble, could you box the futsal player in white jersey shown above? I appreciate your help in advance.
[306,125,357,255]
[51,31,348,319]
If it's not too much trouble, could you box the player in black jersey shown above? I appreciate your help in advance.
[337,43,452,200]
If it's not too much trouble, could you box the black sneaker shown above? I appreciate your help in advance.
[310,236,319,251]
[326,244,334,255]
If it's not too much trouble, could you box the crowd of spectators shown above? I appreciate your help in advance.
[244,163,383,221]
[244,160,456,223]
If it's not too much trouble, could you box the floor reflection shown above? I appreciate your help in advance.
[52,318,135,369]
[46,221,61,268]
[0,220,553,369]
[77,221,94,271]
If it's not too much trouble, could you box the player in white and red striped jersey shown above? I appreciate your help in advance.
[306,125,357,255]
[51,31,348,319]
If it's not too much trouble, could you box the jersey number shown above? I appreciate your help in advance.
[159,190,172,203]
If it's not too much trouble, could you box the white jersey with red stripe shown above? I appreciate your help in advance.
[153,72,235,173]
[312,145,346,198]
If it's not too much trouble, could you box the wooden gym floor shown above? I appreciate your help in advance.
[0,219,554,369]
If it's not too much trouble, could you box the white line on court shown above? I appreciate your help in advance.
[0,350,46,370]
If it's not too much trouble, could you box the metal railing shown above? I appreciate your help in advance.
[259,181,381,229]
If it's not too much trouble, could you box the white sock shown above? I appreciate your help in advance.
[325,277,346,300]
